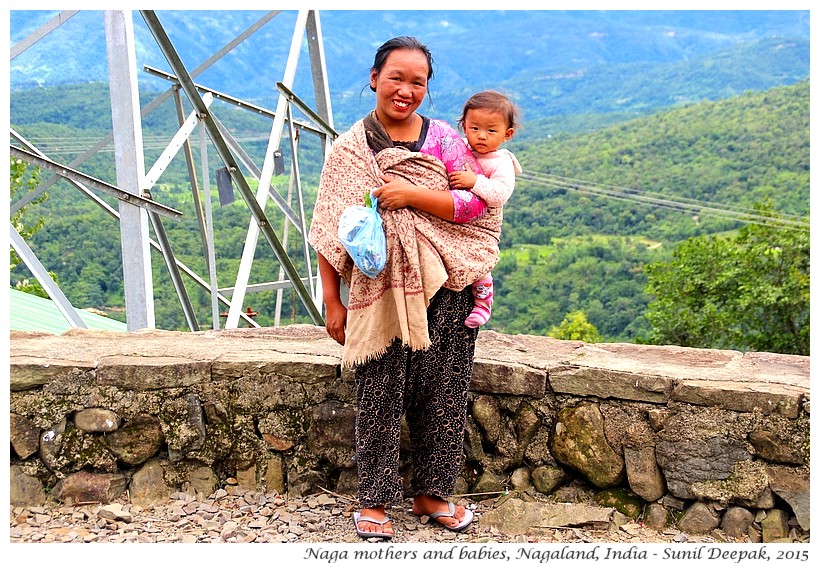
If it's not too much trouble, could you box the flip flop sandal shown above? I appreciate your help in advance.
[426,501,474,532]
[353,511,394,540]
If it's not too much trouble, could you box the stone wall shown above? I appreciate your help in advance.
[9,326,810,540]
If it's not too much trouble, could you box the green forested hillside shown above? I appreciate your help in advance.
[10,81,810,344]
[489,237,666,341]
[505,80,809,244]
[486,81,808,341]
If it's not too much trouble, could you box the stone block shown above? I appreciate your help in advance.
[211,349,338,382]
[10,356,95,391]
[51,471,127,504]
[480,497,614,535]
[624,446,666,502]
[9,465,46,506]
[73,408,121,433]
[96,355,211,390]
[129,459,173,507]
[10,413,40,459]
[551,402,625,488]
[471,359,546,397]
[671,380,802,418]
[549,365,671,403]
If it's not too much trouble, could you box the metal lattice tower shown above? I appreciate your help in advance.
[10,10,335,331]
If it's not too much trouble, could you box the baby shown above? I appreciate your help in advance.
[449,90,522,328]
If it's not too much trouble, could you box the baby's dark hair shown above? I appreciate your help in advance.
[369,36,435,92]
[458,90,520,131]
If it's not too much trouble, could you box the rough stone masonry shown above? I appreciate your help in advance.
[8,325,810,541]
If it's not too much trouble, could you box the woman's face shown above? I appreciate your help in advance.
[370,48,429,127]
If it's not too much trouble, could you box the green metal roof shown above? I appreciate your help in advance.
[9,289,128,334]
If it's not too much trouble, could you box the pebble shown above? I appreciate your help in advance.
[7,488,771,544]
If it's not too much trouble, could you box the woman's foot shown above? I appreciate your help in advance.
[411,494,472,531]
[354,506,394,538]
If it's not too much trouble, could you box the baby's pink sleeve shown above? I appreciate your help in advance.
[452,190,488,223]
[423,119,483,175]
[420,119,488,222]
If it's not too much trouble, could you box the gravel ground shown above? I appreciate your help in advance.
[9,486,733,545]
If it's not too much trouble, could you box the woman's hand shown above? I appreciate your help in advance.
[324,299,347,346]
[373,172,456,220]
[372,173,418,211]
[317,253,347,346]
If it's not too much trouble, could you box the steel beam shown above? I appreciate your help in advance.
[10,10,80,60]
[225,9,310,328]
[200,125,221,329]
[172,87,212,273]
[148,207,200,332]
[220,279,312,297]
[11,133,256,328]
[9,224,86,329]
[9,146,180,220]
[305,11,334,308]
[105,10,155,330]
[210,113,303,233]
[306,11,334,133]
[274,133,298,326]
[285,105,316,300]
[10,130,115,218]
[274,82,337,141]
[142,92,214,191]
[143,66,326,137]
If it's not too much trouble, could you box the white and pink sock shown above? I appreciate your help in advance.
[465,276,494,329]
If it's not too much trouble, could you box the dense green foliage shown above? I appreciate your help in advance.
[645,205,809,355]
[506,80,809,245]
[9,157,44,252]
[548,310,603,343]
[489,237,667,342]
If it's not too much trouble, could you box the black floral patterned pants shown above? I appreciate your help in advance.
[354,287,478,508]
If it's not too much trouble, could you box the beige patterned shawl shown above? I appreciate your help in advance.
[308,117,502,367]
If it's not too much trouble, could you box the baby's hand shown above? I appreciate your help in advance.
[449,169,477,190]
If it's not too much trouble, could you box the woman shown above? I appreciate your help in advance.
[308,36,503,540]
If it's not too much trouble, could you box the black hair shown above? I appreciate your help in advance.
[458,90,521,132]
[369,36,435,93]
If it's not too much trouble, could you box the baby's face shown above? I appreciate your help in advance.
[463,108,513,154]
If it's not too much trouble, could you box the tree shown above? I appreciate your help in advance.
[548,310,603,343]
[9,156,55,298]
[10,156,44,259]
[644,204,809,355]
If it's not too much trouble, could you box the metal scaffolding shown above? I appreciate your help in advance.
[9,10,335,331]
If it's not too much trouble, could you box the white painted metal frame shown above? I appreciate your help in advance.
[105,10,155,330]
[9,9,335,331]
[224,10,309,329]
[9,225,87,329]
[142,93,214,192]
[140,9,323,325]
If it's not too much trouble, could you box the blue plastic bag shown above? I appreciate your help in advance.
[338,196,387,279]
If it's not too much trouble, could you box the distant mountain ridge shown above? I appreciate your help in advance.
[9,10,810,130]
